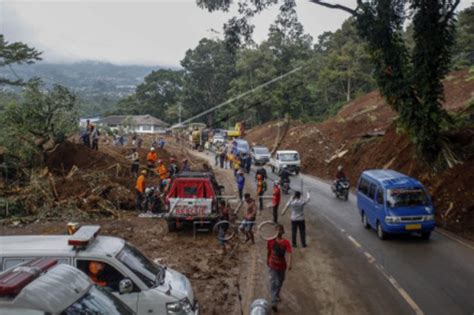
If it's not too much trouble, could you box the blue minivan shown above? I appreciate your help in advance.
[357,169,436,240]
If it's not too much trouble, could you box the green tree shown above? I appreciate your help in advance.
[197,0,461,161]
[180,38,237,126]
[0,35,41,86]
[452,5,474,69]
[0,82,78,166]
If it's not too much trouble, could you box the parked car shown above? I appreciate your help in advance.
[269,150,301,174]
[251,145,271,165]
[0,258,134,315]
[0,225,199,315]
[357,169,436,240]
[165,171,224,232]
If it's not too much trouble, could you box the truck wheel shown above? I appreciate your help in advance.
[167,220,177,233]
[421,231,431,240]
[376,222,387,240]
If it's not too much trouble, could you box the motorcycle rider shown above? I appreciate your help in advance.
[279,166,291,193]
[335,165,347,191]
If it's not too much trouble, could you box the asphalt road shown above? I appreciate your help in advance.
[196,149,474,314]
[263,166,474,315]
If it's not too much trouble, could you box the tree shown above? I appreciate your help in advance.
[0,35,42,86]
[180,38,237,126]
[452,5,474,69]
[197,0,461,162]
[0,82,78,166]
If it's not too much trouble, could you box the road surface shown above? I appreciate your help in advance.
[197,149,474,315]
[266,166,474,315]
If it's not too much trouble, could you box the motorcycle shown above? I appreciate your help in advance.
[332,179,350,201]
[280,179,291,195]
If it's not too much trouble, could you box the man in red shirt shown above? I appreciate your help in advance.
[267,224,292,312]
[271,182,281,223]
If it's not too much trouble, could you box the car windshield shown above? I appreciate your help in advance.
[254,147,269,154]
[279,153,299,161]
[117,243,164,288]
[387,188,430,208]
[61,285,134,315]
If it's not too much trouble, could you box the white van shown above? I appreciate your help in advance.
[0,225,199,315]
[269,150,301,174]
[0,258,134,315]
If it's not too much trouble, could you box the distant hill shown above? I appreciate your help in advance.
[0,61,161,116]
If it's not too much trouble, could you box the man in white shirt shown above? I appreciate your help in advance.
[289,191,310,248]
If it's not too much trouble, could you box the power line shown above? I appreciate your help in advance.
[170,65,302,129]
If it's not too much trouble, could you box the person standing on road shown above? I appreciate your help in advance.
[240,193,257,244]
[267,224,292,312]
[182,159,191,172]
[236,170,246,200]
[168,158,179,178]
[289,191,310,248]
[135,170,147,211]
[271,182,281,223]
[256,174,265,211]
[218,200,231,255]
[219,146,226,169]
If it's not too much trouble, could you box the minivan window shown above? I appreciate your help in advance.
[376,188,384,204]
[368,183,376,200]
[358,178,370,196]
[387,188,429,208]
[61,285,134,315]
[117,244,163,288]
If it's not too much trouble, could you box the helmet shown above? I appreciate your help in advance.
[145,187,153,195]
[338,165,343,171]
[150,147,155,151]
[141,170,147,175]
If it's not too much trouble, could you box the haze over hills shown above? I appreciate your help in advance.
[0,61,162,116]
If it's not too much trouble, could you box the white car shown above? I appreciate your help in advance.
[0,225,199,315]
[251,145,271,165]
[269,150,301,174]
[0,258,134,315]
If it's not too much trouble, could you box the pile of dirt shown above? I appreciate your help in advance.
[246,70,474,239]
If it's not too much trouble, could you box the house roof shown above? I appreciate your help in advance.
[97,115,169,127]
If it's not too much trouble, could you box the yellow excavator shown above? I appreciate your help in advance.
[227,121,245,139]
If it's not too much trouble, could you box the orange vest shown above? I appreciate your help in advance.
[147,152,157,163]
[157,164,168,180]
[136,175,146,193]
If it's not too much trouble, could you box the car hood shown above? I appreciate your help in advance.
[160,267,195,303]
[388,205,433,217]
[255,153,270,158]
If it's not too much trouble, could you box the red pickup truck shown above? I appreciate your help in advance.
[165,171,224,232]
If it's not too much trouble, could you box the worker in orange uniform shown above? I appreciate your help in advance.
[146,147,157,174]
[156,160,168,190]
[135,170,147,211]
[88,261,107,287]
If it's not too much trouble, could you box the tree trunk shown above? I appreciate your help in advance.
[346,76,351,102]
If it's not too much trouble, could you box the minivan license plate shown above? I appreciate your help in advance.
[405,224,421,230]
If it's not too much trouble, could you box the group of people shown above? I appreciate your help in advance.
[132,146,190,213]
[81,119,100,150]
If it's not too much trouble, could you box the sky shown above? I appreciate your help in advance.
[1,0,471,67]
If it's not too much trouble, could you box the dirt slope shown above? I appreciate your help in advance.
[246,70,474,239]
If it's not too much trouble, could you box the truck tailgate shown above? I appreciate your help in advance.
[169,198,213,217]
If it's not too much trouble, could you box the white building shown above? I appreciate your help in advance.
[96,115,169,134]
[79,117,101,128]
